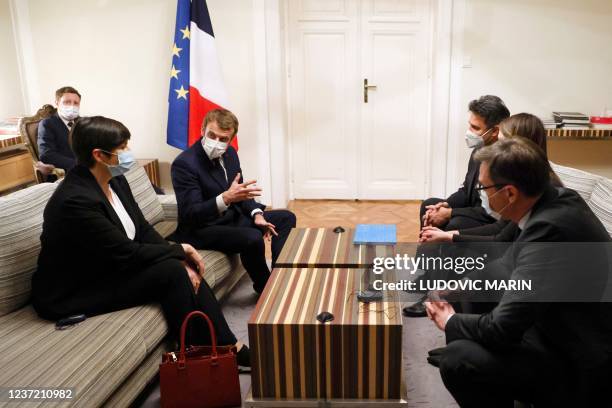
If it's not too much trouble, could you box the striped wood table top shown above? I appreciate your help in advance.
[277,227,411,268]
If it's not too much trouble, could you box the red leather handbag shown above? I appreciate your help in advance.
[159,311,241,408]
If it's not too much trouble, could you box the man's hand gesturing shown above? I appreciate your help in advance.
[222,173,262,205]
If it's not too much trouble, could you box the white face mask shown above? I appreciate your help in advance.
[465,127,492,149]
[479,189,502,220]
[202,137,228,160]
[59,104,79,121]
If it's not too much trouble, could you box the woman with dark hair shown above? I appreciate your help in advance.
[32,116,249,366]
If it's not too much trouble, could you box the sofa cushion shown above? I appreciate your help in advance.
[0,305,150,407]
[158,194,178,220]
[153,220,178,239]
[589,178,612,237]
[0,183,57,316]
[124,166,164,225]
[198,250,239,290]
[550,161,602,201]
[105,304,168,351]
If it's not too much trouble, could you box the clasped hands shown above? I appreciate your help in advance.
[423,291,456,331]
[420,202,458,243]
[422,201,452,228]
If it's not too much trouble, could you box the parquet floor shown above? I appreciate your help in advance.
[286,199,422,242]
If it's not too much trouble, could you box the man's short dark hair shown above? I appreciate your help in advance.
[468,95,510,128]
[71,116,130,167]
[202,109,239,136]
[474,137,550,197]
[55,86,81,101]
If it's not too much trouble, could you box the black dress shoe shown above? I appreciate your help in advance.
[236,345,251,372]
[427,354,441,368]
[402,296,427,317]
[428,346,447,356]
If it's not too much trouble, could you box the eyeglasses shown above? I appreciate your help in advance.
[474,183,507,191]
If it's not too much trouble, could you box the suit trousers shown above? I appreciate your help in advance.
[40,258,237,346]
[439,334,575,407]
[181,209,296,293]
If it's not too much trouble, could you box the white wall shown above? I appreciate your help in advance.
[18,0,261,193]
[0,0,24,118]
[10,0,612,197]
[450,0,612,187]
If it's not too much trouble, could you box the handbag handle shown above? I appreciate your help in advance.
[179,311,218,361]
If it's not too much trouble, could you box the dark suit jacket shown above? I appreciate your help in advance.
[445,149,481,209]
[446,186,612,382]
[37,113,77,170]
[171,139,266,235]
[453,220,519,243]
[32,165,185,319]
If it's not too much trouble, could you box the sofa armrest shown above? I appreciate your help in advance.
[158,194,178,221]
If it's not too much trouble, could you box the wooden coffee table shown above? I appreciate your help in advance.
[276,227,410,268]
[245,227,408,407]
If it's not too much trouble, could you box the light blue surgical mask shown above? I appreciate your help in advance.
[102,149,136,177]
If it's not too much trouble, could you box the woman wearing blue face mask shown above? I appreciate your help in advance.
[32,116,250,368]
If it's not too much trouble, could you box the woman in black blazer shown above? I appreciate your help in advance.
[32,116,249,365]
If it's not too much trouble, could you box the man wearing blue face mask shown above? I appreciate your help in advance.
[171,109,296,294]
[37,86,82,172]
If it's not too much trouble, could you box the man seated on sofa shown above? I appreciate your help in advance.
[171,109,296,294]
[37,86,82,172]
[424,137,612,406]
[422,95,510,231]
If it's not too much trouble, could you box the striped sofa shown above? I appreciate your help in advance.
[550,162,612,236]
[0,166,247,407]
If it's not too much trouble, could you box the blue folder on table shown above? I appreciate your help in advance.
[353,224,397,245]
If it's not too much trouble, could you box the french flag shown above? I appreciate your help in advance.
[166,0,238,150]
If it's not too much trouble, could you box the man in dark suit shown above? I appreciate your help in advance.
[422,95,510,231]
[171,109,296,294]
[424,138,612,406]
[405,96,510,317]
[37,86,81,171]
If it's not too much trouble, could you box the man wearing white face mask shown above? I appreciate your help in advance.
[37,86,81,171]
[405,95,509,318]
[421,95,510,231]
[171,109,296,294]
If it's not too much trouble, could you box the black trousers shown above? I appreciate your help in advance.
[181,209,296,293]
[40,259,237,346]
[439,335,576,408]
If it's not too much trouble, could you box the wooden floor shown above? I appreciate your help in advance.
[287,199,421,242]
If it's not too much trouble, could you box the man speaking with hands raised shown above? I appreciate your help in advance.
[171,109,296,294]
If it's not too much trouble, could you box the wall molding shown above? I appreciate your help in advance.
[426,0,455,198]
[9,0,40,114]
[252,0,290,208]
[445,0,467,195]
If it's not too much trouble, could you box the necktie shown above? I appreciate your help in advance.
[67,121,74,128]
[214,158,228,184]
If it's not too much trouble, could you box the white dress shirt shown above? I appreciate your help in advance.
[212,155,263,218]
[109,187,136,240]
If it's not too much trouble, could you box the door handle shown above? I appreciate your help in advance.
[363,78,377,103]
